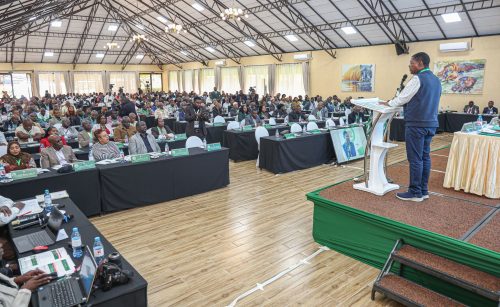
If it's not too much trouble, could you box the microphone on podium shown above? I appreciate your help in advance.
[399,74,408,91]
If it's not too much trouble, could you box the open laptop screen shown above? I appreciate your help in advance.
[79,248,97,299]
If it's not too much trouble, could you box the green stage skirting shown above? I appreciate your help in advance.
[307,183,500,307]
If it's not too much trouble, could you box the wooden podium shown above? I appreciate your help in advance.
[352,98,402,196]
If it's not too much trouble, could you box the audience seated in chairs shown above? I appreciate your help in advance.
[58,118,78,140]
[15,119,43,144]
[129,121,161,155]
[463,101,479,114]
[40,135,77,168]
[482,101,498,115]
[40,127,67,149]
[348,106,365,124]
[92,129,121,161]
[0,141,36,173]
[92,114,112,135]
[245,109,262,127]
[78,120,93,148]
[113,116,136,143]
[151,118,174,140]
[288,102,307,123]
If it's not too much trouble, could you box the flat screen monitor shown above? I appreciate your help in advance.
[330,126,367,163]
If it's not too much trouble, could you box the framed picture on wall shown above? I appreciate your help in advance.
[341,64,375,92]
[434,59,486,94]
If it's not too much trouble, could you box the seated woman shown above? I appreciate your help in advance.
[66,106,81,126]
[258,105,270,120]
[92,114,112,135]
[151,118,174,140]
[92,129,121,161]
[0,141,36,173]
[237,105,250,122]
[40,127,67,150]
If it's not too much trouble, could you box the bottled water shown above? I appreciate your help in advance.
[44,189,53,214]
[303,125,307,133]
[477,114,483,129]
[93,237,105,264]
[203,138,207,149]
[275,129,279,138]
[119,149,125,161]
[164,142,169,155]
[71,227,83,258]
[89,145,94,161]
[0,164,6,180]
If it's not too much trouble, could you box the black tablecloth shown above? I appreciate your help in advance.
[0,169,101,216]
[389,118,405,142]
[206,125,227,144]
[142,116,176,130]
[174,121,187,134]
[258,132,335,173]
[8,198,148,307]
[97,147,229,212]
[444,113,497,132]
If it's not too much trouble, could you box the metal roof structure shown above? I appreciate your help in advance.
[1,0,499,68]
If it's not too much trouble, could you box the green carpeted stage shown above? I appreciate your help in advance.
[306,148,500,306]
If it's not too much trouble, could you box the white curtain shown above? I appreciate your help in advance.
[238,66,245,92]
[73,72,104,94]
[31,72,39,98]
[64,71,72,94]
[268,64,275,96]
[245,65,269,96]
[275,63,305,97]
[200,68,215,94]
[38,72,67,96]
[102,71,109,92]
[214,67,221,90]
[220,67,240,95]
[168,71,179,91]
[302,62,310,96]
[183,70,194,93]
[109,72,136,94]
[177,71,182,92]
[194,69,200,94]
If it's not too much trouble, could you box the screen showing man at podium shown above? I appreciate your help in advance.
[330,127,367,163]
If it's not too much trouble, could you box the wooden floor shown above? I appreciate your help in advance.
[90,133,454,307]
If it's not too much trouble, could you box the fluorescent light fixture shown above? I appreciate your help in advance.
[244,40,255,47]
[96,53,105,58]
[341,26,356,35]
[205,46,216,53]
[180,50,188,55]
[285,34,298,42]
[157,16,168,23]
[135,24,145,30]
[51,20,62,27]
[192,2,204,11]
[108,24,118,31]
[44,52,54,57]
[136,54,144,59]
[29,16,37,21]
[441,12,461,23]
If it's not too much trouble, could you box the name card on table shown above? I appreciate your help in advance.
[284,133,296,139]
[171,148,189,157]
[206,143,222,151]
[73,160,96,172]
[116,142,125,149]
[213,122,225,127]
[11,168,38,180]
[309,129,321,134]
[264,124,272,129]
[131,154,151,163]
[174,133,187,140]
[242,125,253,131]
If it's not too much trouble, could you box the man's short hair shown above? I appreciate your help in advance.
[412,52,430,68]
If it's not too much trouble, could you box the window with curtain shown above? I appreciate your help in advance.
[244,65,268,95]
[275,63,305,97]
[194,70,199,94]
[200,68,214,94]
[151,74,162,91]
[220,67,240,95]
[0,74,13,97]
[38,72,67,96]
[168,71,179,92]
[183,70,194,93]
[73,72,103,94]
[12,73,32,98]
[109,72,136,94]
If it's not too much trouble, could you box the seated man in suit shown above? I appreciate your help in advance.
[348,106,365,124]
[58,118,78,140]
[113,116,136,143]
[245,109,262,127]
[40,135,77,168]
[311,102,328,120]
[128,121,160,155]
[463,100,479,114]
[482,100,498,115]
[77,120,93,148]
[288,102,307,122]
[151,118,174,140]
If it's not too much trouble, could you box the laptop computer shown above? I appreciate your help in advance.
[38,246,98,307]
[12,208,64,254]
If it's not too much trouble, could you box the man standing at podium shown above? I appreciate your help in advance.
[380,52,442,202]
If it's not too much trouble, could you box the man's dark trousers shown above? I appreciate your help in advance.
[405,126,436,197]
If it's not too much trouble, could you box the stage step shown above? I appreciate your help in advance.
[393,245,500,301]
[372,273,466,307]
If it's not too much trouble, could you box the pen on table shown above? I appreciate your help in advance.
[18,211,32,217]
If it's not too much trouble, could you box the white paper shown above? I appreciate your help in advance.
[56,229,69,242]
[19,247,75,277]
[18,199,43,215]
[36,190,69,203]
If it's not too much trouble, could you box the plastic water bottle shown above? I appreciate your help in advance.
[44,189,53,214]
[275,129,279,138]
[93,237,105,264]
[71,227,83,259]
[203,138,207,149]
[164,142,169,155]
[88,145,94,161]
[477,114,483,125]
[0,164,6,180]
[119,149,125,161]
[302,125,307,134]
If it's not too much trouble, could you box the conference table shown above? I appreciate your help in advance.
[0,168,101,216]
[444,132,500,198]
[8,197,148,307]
[258,130,335,174]
[98,147,229,212]
[222,121,327,161]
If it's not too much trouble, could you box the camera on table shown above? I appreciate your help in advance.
[97,252,133,291]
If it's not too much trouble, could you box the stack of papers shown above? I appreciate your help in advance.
[35,190,69,203]
[19,248,75,277]
[18,199,43,215]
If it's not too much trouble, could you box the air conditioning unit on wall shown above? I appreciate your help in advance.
[293,53,311,61]
[439,42,469,52]
[214,60,226,66]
